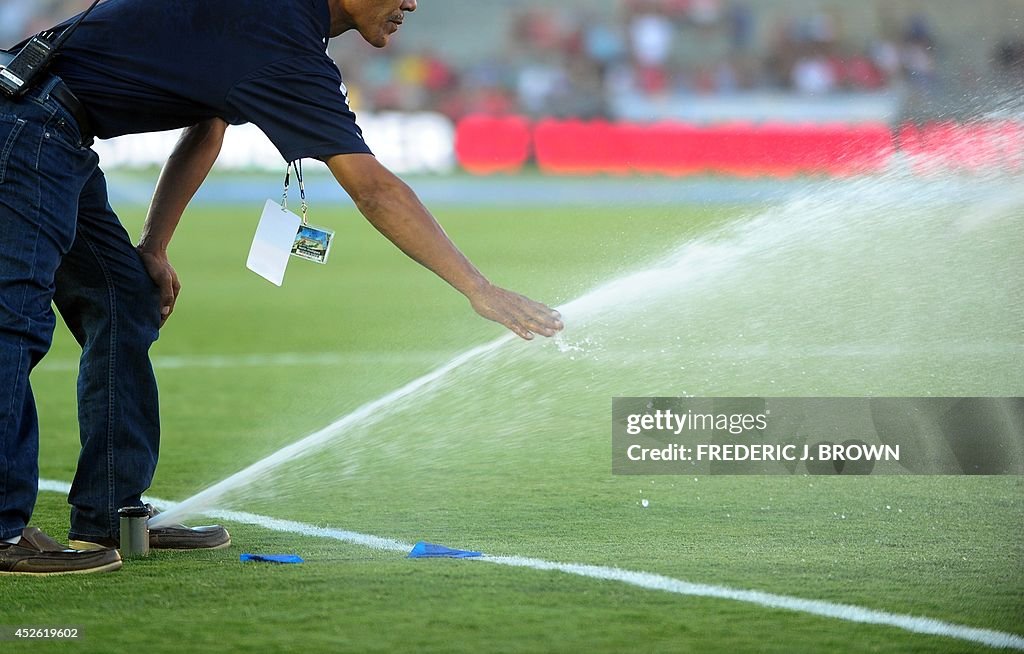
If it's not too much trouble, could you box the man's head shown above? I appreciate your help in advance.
[327,0,417,46]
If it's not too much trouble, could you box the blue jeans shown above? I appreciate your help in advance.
[0,76,162,541]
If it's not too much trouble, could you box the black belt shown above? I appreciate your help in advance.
[50,82,94,146]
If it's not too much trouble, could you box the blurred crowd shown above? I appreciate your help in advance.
[329,0,1022,120]
[5,0,1022,121]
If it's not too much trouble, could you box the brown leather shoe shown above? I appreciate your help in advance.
[69,505,231,552]
[0,527,122,575]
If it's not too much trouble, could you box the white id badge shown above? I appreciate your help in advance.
[247,200,302,286]
[291,224,334,264]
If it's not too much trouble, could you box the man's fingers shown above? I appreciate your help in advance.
[496,309,535,341]
[510,321,534,340]
[470,285,563,339]
[508,301,563,339]
[513,315,559,339]
[521,314,554,337]
[519,302,562,337]
[159,275,174,312]
[158,271,180,325]
[167,274,181,308]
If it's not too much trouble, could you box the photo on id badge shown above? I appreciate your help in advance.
[291,224,334,264]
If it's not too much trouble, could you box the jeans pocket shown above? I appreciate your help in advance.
[48,116,87,152]
[0,115,27,185]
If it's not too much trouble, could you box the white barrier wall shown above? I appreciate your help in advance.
[93,112,456,174]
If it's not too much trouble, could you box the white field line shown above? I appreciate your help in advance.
[33,343,1024,374]
[37,479,1024,651]
[33,351,451,372]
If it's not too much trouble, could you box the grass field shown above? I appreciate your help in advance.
[6,176,1024,653]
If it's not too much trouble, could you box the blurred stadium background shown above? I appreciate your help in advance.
[4,0,1022,177]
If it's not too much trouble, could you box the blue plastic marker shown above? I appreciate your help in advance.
[408,541,483,559]
[240,553,304,564]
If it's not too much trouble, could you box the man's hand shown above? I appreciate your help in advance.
[137,248,181,327]
[468,283,563,340]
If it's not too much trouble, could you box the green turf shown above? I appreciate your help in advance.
[7,194,1023,653]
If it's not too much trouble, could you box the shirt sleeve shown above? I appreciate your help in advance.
[226,55,373,162]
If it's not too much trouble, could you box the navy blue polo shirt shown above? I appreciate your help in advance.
[46,0,371,162]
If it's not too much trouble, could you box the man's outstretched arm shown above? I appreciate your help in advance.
[138,118,228,325]
[325,153,563,340]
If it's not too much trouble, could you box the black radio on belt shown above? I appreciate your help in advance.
[0,36,59,98]
[0,0,102,99]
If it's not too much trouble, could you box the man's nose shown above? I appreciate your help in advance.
[401,0,417,12]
